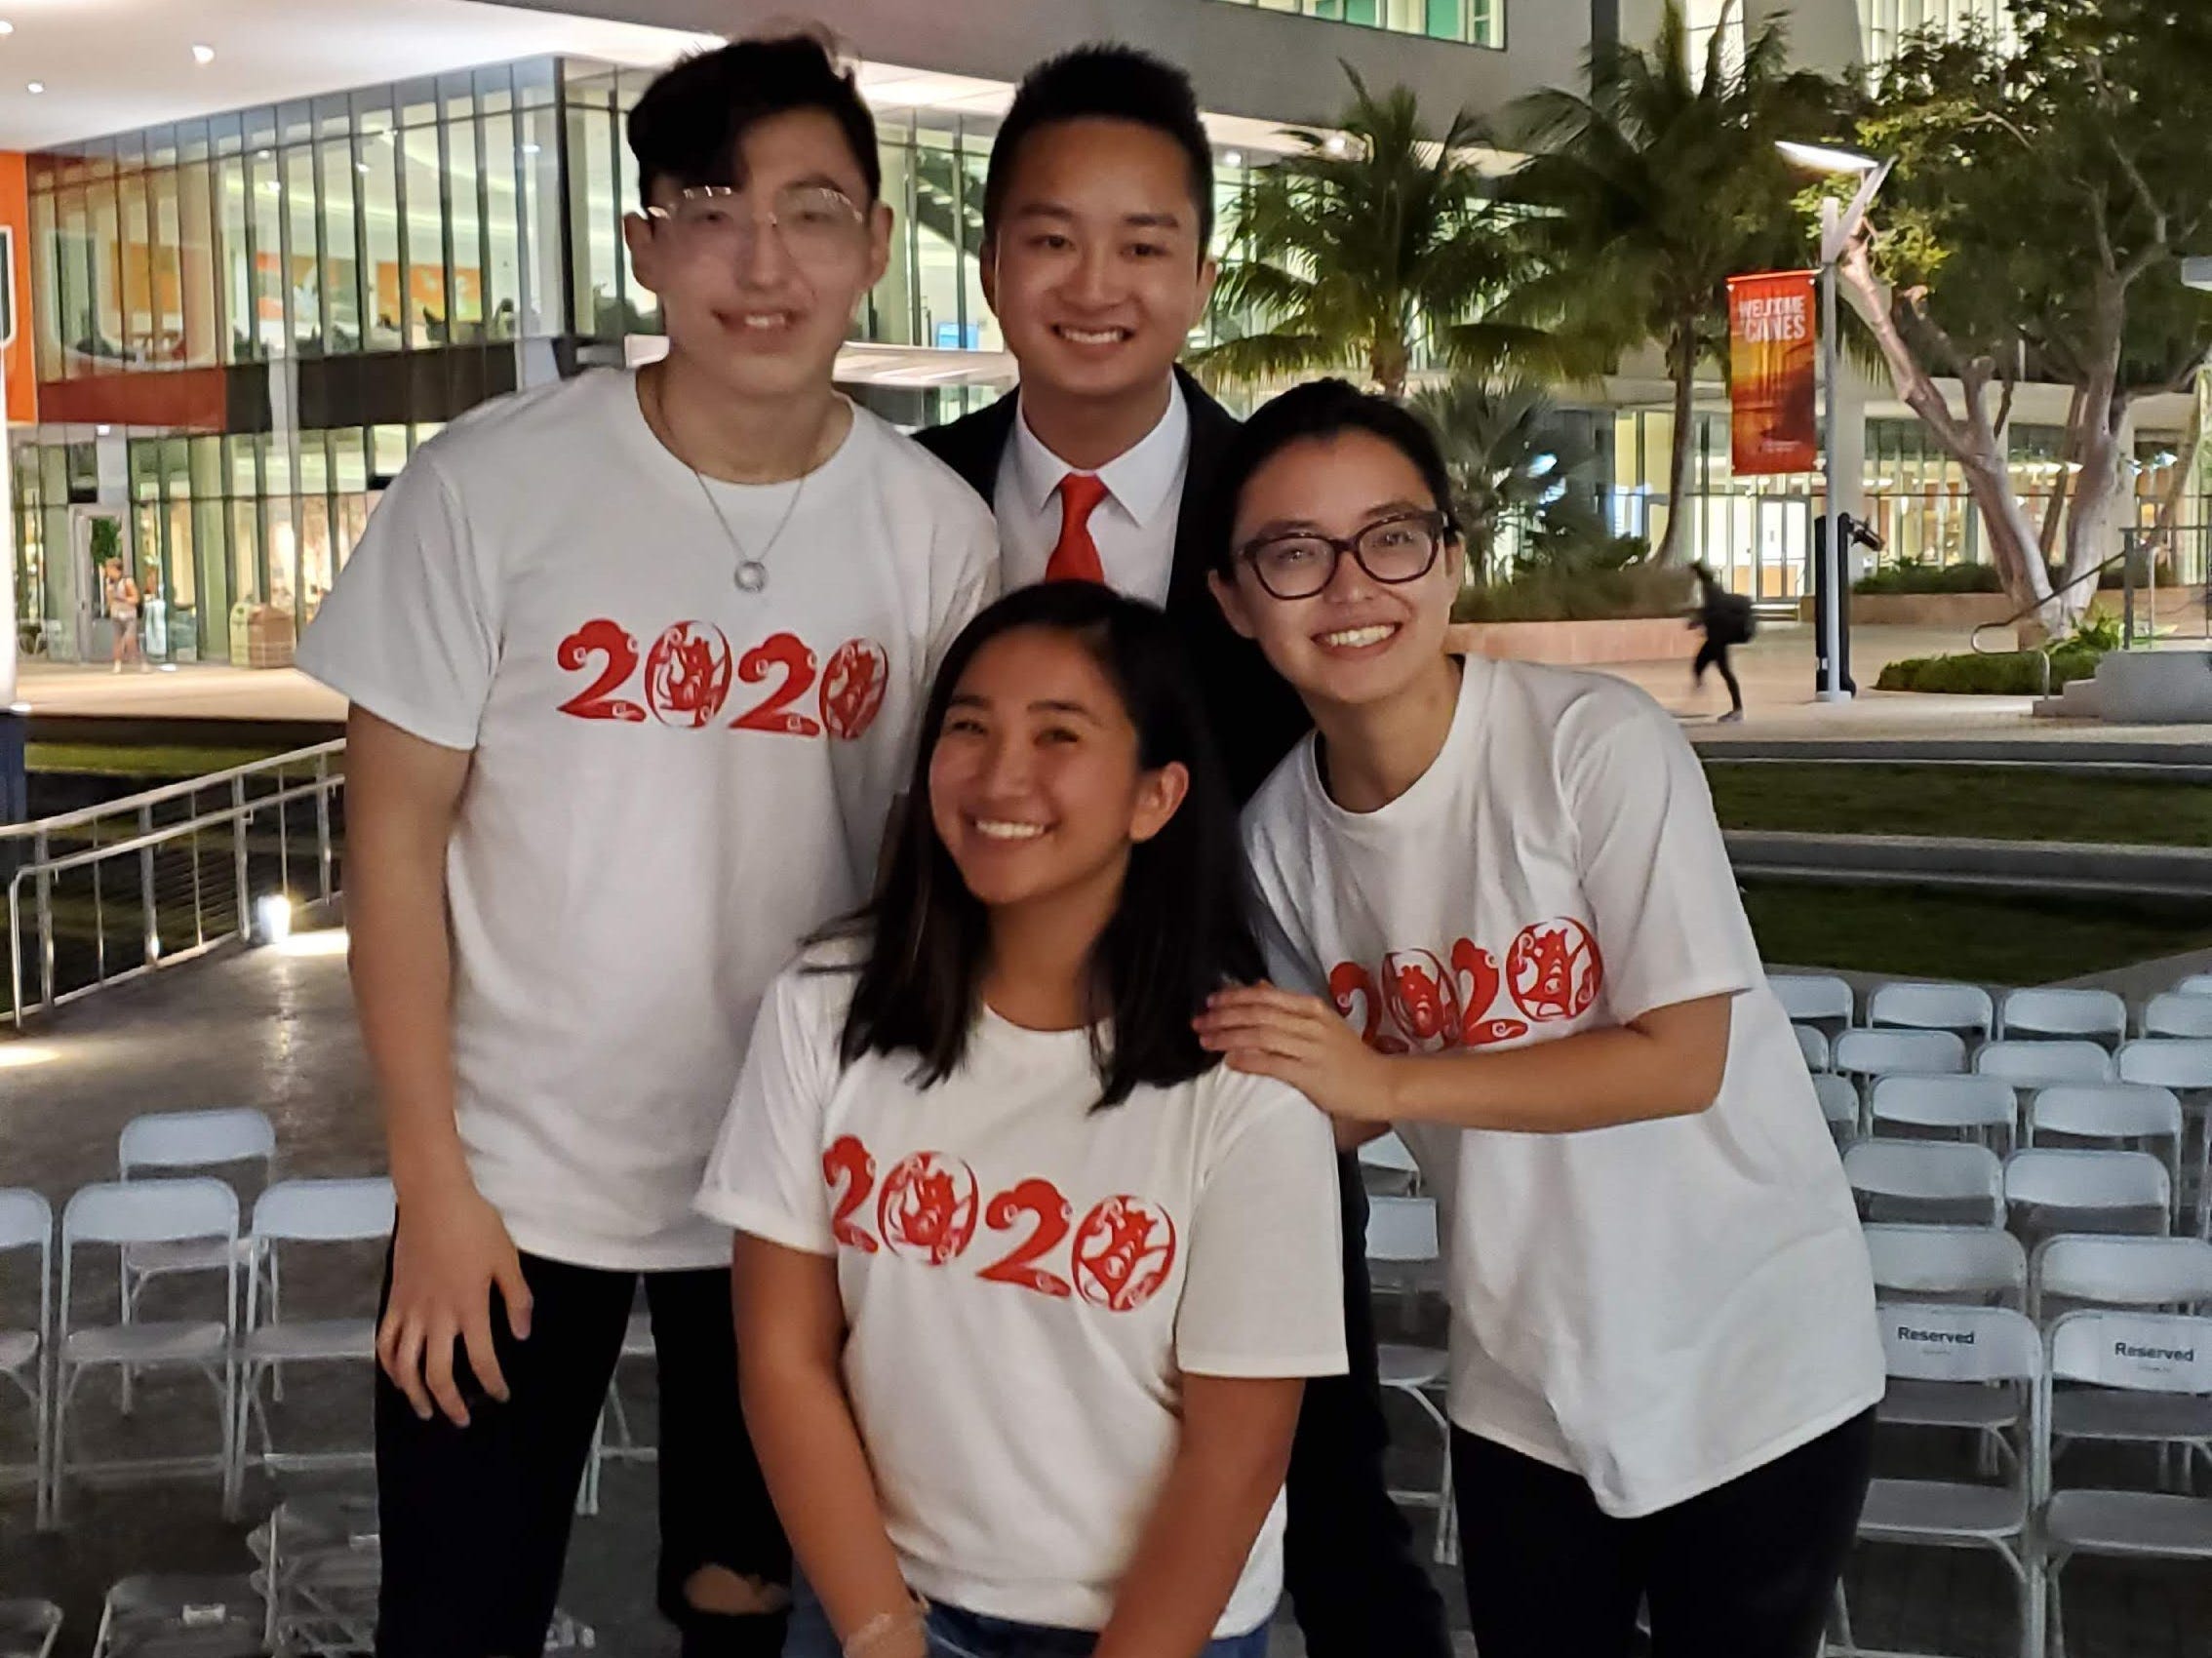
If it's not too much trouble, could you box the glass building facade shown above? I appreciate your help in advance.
[1212,0,1506,51]
[10,58,1262,666]
[1860,0,2016,61]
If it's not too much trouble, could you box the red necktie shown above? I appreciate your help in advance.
[1045,473,1110,585]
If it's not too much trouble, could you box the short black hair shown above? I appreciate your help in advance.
[827,583,1263,1109]
[627,33,881,208]
[1205,379,1460,574]
[983,45,1216,252]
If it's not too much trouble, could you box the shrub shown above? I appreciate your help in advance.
[1453,560,1692,623]
[1874,644,2103,694]
[1854,559,2004,595]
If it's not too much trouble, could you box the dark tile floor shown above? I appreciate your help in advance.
[1,940,2205,1656]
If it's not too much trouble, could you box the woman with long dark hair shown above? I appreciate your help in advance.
[698,582,1345,1658]
[1195,380,1881,1658]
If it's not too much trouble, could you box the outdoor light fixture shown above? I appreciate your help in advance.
[1776,140,1882,176]
[191,44,216,65]
[0,22,15,38]
[1225,149,1244,167]
[0,1044,58,1073]
[25,82,41,95]
[1324,134,1351,156]
[256,894,295,945]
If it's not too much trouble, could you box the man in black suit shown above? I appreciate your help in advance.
[918,46,1452,1658]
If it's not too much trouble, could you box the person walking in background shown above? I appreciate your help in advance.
[708,583,1346,1658]
[1201,381,1881,1658]
[295,35,996,1658]
[1690,560,1752,723]
[917,50,1450,1655]
[104,557,142,672]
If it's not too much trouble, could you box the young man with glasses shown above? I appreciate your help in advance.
[297,36,996,1658]
[918,46,1452,1658]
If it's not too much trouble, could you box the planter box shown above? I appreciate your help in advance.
[1799,587,2205,632]
[1445,616,1698,666]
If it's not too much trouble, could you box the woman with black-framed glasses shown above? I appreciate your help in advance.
[1194,379,1881,1658]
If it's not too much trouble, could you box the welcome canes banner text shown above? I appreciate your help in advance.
[1727,271,1819,477]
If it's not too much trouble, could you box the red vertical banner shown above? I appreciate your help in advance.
[1727,270,1817,476]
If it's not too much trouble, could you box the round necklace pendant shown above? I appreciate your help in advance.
[734,560,769,594]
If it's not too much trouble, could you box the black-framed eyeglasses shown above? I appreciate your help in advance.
[1235,510,1452,601]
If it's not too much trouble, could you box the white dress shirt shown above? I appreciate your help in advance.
[991,379,1191,605]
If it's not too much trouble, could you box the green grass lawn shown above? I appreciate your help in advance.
[1705,761,2212,848]
[1741,880,2212,985]
[27,742,286,778]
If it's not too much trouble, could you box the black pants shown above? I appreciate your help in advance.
[374,1245,789,1658]
[1283,1158,1454,1658]
[1454,1409,1876,1658]
[1694,639,1744,713]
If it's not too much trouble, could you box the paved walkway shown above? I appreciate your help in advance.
[3,931,2208,1657]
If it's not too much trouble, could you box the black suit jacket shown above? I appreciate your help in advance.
[916,368,1312,805]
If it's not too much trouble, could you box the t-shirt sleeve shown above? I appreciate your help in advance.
[695,969,842,1255]
[294,447,497,752]
[926,495,1002,683]
[1251,887,1327,1000]
[1175,1085,1348,1379]
[1566,698,1760,1024]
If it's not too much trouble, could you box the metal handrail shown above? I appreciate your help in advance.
[4,746,346,1028]
[1968,544,2139,697]
[0,739,345,844]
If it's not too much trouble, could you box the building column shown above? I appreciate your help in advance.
[0,348,22,823]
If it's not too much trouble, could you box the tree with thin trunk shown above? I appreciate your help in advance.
[1503,1,1837,566]
[1192,66,1530,402]
[1843,2,2212,632]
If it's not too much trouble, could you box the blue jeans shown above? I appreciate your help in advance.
[782,1578,1272,1658]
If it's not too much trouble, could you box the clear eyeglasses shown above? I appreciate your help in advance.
[1236,509,1451,601]
[645,182,866,268]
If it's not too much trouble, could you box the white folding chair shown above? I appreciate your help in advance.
[1834,1028,1968,1086]
[2116,1039,2212,1238]
[88,1575,262,1658]
[1814,1074,1860,1148]
[228,1176,395,1513]
[250,1489,381,1656]
[1844,1140,2004,1228]
[2003,1149,2170,1246]
[1366,1196,1455,1565]
[1358,1130,1423,1195]
[1998,987,2128,1048]
[2142,993,2212,1041]
[2172,971,2212,1000]
[2030,1235,2212,1324]
[1868,1075,2019,1158]
[115,1109,274,1414]
[1974,1040,2114,1090]
[1796,1024,1833,1075]
[1869,981,1995,1042]
[0,1191,51,1530]
[2027,1085,2192,1233]
[53,1179,238,1524]
[1847,1303,2044,1658]
[1771,972,1854,1033]
[0,1601,59,1658]
[581,1306,658,1518]
[2038,1312,2212,1658]
[1863,1223,2028,1309]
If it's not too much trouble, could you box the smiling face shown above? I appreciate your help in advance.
[1210,429,1464,713]
[623,107,890,404]
[981,117,1216,411]
[928,625,1188,918]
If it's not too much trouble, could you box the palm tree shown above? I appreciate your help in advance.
[1193,67,1529,402]
[1505,1,1837,564]
[1410,377,1603,581]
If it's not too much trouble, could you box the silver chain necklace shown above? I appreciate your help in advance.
[651,373,810,594]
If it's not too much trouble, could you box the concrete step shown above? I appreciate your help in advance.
[2060,676,2106,718]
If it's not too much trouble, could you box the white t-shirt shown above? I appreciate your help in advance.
[1243,655,1883,1519]
[991,381,1189,604]
[698,955,1348,1634]
[297,370,999,1270]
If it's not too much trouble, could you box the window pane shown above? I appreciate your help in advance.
[448,116,485,341]
[482,111,522,339]
[567,99,620,337]
[288,144,323,354]
[360,133,401,351]
[216,155,250,362]
[618,113,654,333]
[403,125,447,347]
[914,131,962,351]
[320,138,362,352]
[149,165,190,365]
[30,184,59,382]
[90,175,124,366]
[118,169,155,364]
[519,103,563,335]
[248,148,284,358]
[56,182,95,374]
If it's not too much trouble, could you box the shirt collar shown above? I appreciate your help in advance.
[1008,377,1190,529]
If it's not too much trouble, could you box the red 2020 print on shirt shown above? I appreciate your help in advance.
[1331,919,1603,1053]
[819,1135,1178,1313]
[554,618,889,739]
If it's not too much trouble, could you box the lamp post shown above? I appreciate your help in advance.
[1779,141,1895,703]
